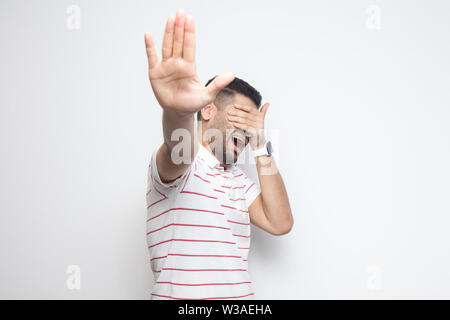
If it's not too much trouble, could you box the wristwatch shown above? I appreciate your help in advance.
[252,141,273,157]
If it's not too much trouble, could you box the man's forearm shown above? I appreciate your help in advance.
[145,9,233,184]
[157,109,198,182]
[162,108,196,154]
[255,155,293,234]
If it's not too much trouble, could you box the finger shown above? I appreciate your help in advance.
[232,122,257,136]
[232,122,249,132]
[172,9,186,58]
[227,108,251,120]
[183,14,195,62]
[260,102,270,116]
[228,115,258,129]
[234,104,254,113]
[144,32,159,70]
[227,115,246,123]
[161,15,175,60]
[205,71,235,99]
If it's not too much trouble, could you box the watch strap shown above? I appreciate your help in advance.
[252,141,271,157]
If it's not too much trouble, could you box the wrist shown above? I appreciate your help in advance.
[163,108,195,119]
[251,140,273,159]
[250,136,266,150]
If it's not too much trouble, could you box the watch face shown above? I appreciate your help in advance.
[266,141,273,155]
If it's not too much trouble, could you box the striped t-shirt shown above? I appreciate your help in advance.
[146,142,261,300]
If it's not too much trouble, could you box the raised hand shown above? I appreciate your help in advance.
[227,103,270,149]
[145,9,234,114]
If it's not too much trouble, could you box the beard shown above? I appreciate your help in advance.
[209,114,238,165]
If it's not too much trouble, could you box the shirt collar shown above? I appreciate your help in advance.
[198,143,220,169]
[198,143,235,171]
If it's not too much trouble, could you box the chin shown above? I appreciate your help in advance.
[223,151,237,165]
[225,143,239,164]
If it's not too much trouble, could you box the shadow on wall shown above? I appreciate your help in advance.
[239,160,285,261]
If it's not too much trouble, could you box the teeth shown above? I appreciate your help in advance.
[233,137,245,146]
[231,130,246,152]
[232,134,245,143]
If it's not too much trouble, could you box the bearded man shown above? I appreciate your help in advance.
[145,9,293,300]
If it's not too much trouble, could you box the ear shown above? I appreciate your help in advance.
[200,104,216,121]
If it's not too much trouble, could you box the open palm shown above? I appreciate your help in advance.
[145,10,234,113]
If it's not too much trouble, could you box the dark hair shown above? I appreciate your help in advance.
[196,76,262,121]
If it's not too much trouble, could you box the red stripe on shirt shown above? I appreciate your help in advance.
[147,188,168,209]
[146,186,168,209]
[147,207,225,223]
[181,190,218,199]
[229,198,245,202]
[148,238,236,249]
[151,175,178,189]
[150,255,167,261]
[147,208,174,222]
[194,173,210,183]
[147,223,230,235]
[233,233,250,238]
[176,207,225,215]
[181,169,218,199]
[162,268,247,272]
[155,281,251,287]
[154,186,166,196]
[147,197,167,209]
[167,253,242,258]
[245,183,255,193]
[220,205,248,214]
[151,292,254,300]
[181,168,191,190]
[227,219,250,226]
[221,204,237,210]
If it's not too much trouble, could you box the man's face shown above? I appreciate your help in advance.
[208,93,257,165]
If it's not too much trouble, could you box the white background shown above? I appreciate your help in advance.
[1,0,450,299]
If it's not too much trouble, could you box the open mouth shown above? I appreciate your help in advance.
[231,130,247,153]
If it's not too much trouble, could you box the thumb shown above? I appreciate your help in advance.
[205,72,235,99]
[260,102,270,117]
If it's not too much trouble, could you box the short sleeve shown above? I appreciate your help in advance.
[244,179,261,208]
[147,147,190,194]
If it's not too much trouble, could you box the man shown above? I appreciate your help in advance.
[144,9,293,300]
